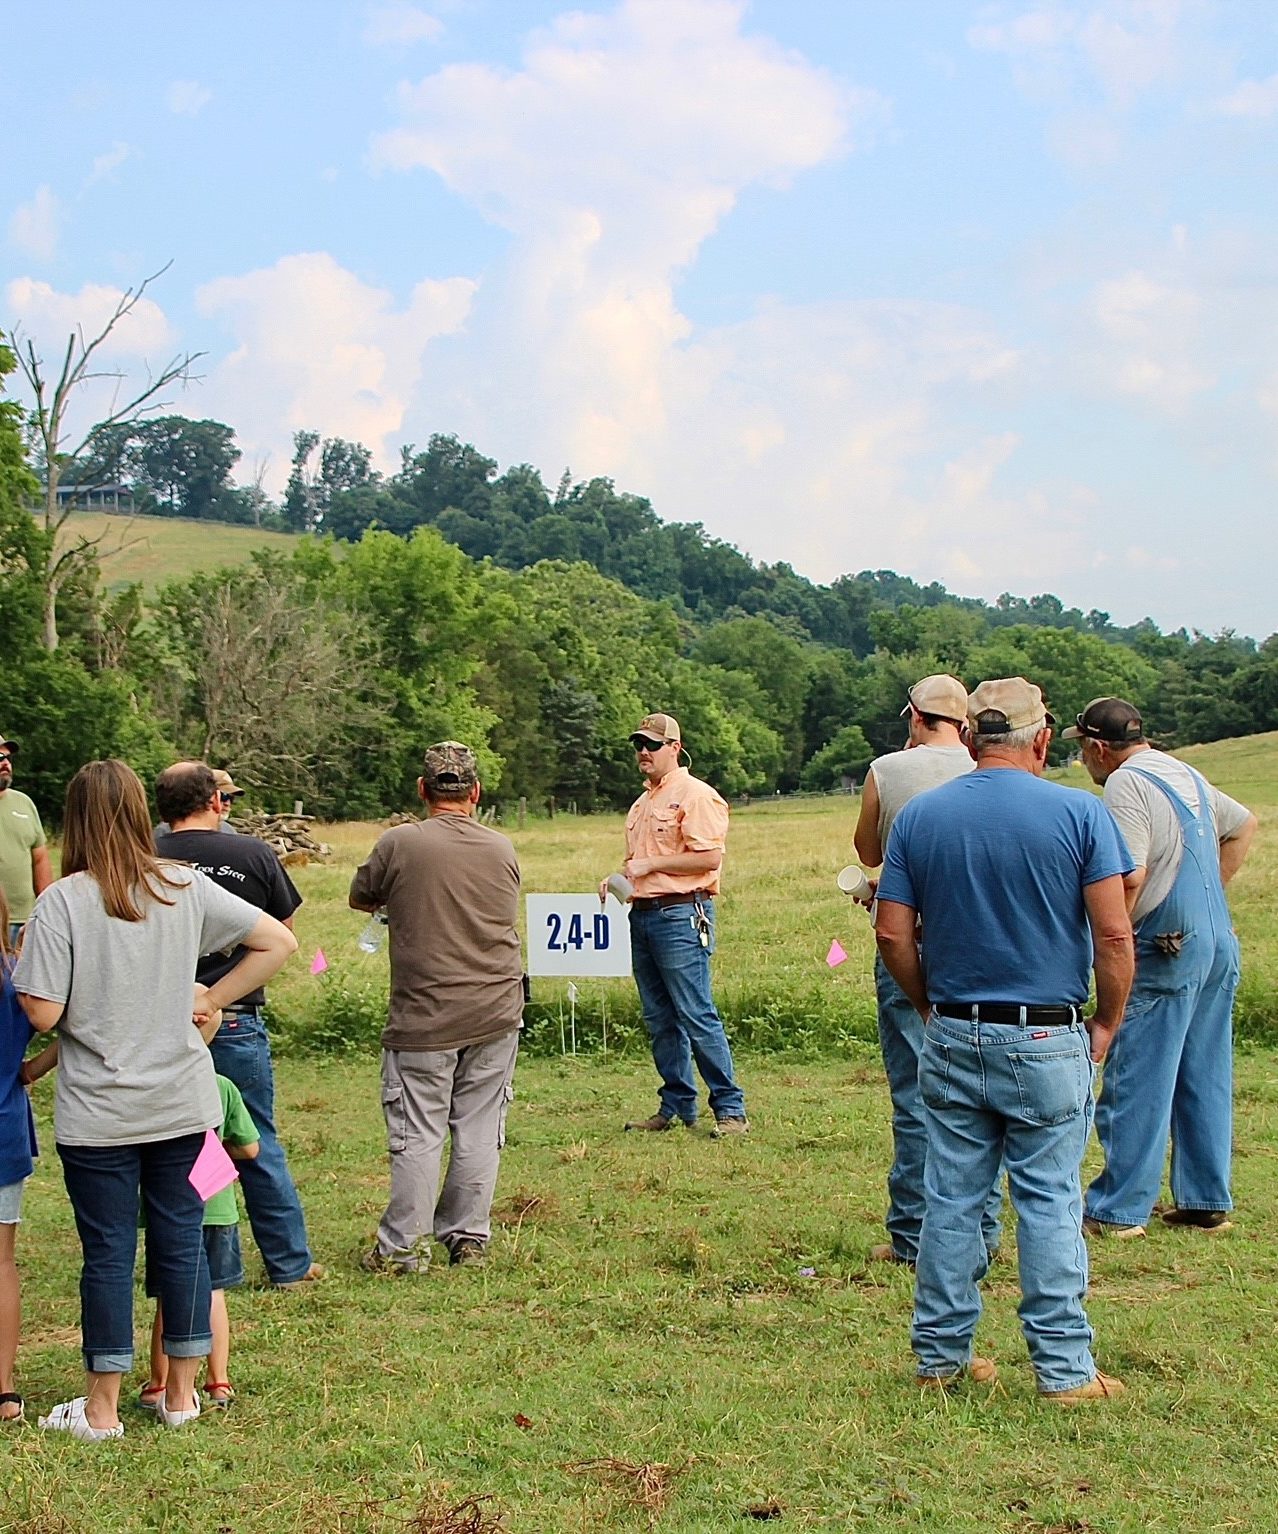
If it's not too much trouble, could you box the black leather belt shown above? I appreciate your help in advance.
[629,891,710,911]
[936,1003,1080,1027]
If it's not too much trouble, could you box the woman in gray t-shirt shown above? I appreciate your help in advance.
[14,760,296,1441]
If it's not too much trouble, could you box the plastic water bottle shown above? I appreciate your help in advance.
[357,912,388,953]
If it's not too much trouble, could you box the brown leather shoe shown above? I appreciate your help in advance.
[1161,1207,1233,1232]
[919,1357,998,1390]
[711,1116,750,1138]
[1040,1370,1126,1405]
[274,1262,326,1290]
[869,1243,915,1267]
[624,1113,680,1132]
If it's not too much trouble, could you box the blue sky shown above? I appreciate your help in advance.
[4,1,1277,636]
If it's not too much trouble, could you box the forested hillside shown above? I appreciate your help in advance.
[7,376,1276,821]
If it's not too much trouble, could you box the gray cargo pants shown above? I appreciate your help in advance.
[374,1028,519,1270]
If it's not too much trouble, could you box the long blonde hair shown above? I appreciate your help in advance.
[60,760,184,921]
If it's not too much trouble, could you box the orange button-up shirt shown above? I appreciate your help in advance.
[624,766,729,897]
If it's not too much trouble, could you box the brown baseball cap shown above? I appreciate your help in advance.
[422,740,478,789]
[0,735,19,754]
[212,768,243,796]
[1062,697,1144,743]
[900,674,968,723]
[629,712,681,745]
[967,678,1055,735]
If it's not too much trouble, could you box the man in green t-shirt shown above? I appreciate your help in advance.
[0,734,51,937]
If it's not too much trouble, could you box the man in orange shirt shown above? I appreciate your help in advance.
[601,713,748,1137]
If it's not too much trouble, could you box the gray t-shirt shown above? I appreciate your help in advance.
[870,746,975,851]
[13,866,260,1146]
[1103,749,1251,925]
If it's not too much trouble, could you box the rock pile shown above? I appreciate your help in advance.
[228,812,332,866]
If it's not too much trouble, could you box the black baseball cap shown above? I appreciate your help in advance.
[1061,697,1144,743]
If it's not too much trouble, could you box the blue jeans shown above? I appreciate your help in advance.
[630,898,745,1124]
[912,1013,1097,1392]
[209,1012,314,1284]
[875,957,1003,1263]
[58,1133,212,1373]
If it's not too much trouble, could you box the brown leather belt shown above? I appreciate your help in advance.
[629,891,711,911]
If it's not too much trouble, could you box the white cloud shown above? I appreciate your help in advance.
[969,1,1189,109]
[166,80,212,116]
[373,0,870,504]
[8,186,60,262]
[195,252,475,489]
[1216,71,1278,119]
[5,276,177,357]
[1088,268,1211,410]
[88,141,132,183]
[364,2,442,46]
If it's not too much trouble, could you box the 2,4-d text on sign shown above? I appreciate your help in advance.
[526,894,632,977]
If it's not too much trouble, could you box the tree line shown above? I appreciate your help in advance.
[4,327,1276,824]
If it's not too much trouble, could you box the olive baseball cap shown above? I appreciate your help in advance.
[422,740,478,788]
[1061,697,1144,743]
[900,674,968,723]
[967,678,1055,735]
[629,712,681,745]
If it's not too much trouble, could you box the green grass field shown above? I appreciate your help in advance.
[5,736,1277,1530]
[267,734,1278,1051]
[55,510,297,590]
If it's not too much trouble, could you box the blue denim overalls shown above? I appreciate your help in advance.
[1085,766,1240,1226]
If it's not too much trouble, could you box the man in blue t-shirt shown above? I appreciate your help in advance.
[876,678,1135,1405]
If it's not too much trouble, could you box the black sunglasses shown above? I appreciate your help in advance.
[632,736,667,752]
[0,753,11,763]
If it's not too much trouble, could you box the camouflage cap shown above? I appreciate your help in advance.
[422,740,478,789]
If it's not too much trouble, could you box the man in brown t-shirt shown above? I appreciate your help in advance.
[350,741,523,1271]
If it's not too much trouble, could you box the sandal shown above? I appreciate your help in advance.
[203,1380,235,1409]
[138,1381,166,1411]
[0,1391,23,1424]
[38,1396,124,1442]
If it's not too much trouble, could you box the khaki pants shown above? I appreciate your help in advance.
[375,1029,519,1269]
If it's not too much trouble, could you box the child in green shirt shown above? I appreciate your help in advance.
[140,1075,259,1409]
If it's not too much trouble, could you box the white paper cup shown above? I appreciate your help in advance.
[836,866,872,901]
[606,873,635,903]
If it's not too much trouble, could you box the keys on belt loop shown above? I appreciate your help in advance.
[692,898,711,949]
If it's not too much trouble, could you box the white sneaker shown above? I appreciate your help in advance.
[38,1396,124,1442]
[156,1392,201,1429]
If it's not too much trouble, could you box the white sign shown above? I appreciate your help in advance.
[526,894,632,977]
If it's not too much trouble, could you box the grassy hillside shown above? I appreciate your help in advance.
[55,509,298,590]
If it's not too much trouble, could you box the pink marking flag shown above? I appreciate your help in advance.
[310,948,329,975]
[188,1128,238,1202]
[826,938,848,968]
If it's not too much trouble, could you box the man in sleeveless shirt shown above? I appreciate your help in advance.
[1069,698,1257,1239]
[853,675,997,1267]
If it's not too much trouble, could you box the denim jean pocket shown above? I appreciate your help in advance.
[918,1042,952,1109]
[1007,1045,1087,1126]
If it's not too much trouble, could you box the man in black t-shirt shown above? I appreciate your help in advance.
[155,761,321,1289]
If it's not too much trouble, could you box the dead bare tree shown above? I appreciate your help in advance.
[10,263,204,650]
